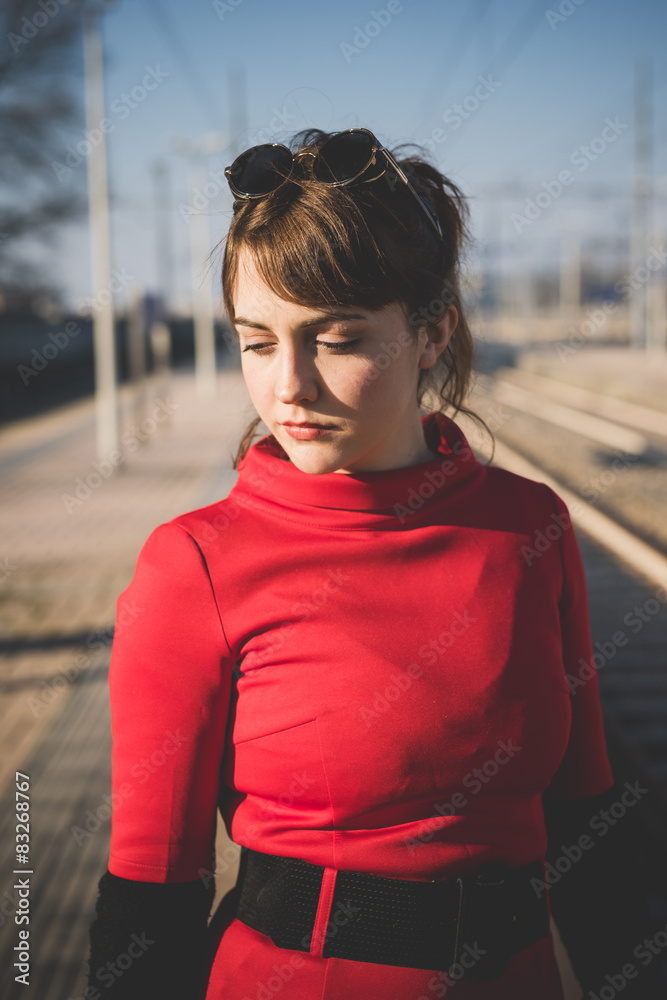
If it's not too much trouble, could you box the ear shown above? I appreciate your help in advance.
[418,304,458,369]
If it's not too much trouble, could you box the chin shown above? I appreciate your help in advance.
[283,445,348,476]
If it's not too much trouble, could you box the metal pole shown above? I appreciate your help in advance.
[560,212,581,330]
[127,286,147,427]
[151,158,176,317]
[189,155,217,399]
[647,267,667,356]
[629,57,652,351]
[82,3,122,466]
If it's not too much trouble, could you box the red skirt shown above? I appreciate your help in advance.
[204,890,565,1000]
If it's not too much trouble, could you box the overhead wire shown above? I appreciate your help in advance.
[144,0,227,133]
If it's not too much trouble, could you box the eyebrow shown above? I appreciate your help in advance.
[233,309,368,331]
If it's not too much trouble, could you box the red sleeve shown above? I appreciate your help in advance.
[107,521,234,882]
[542,487,615,801]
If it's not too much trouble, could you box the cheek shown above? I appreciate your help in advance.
[345,344,417,399]
[239,361,271,410]
[325,359,386,404]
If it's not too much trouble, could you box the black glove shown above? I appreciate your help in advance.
[87,869,216,999]
[543,782,667,999]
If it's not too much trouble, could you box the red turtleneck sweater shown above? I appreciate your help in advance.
[106,411,613,998]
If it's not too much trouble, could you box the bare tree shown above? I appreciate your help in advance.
[0,0,86,304]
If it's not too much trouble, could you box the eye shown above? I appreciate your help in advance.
[242,338,362,354]
[318,338,362,352]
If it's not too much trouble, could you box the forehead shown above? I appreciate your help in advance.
[231,246,408,327]
[233,247,266,300]
[232,249,312,322]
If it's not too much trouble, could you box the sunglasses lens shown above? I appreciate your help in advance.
[313,130,375,183]
[229,145,293,196]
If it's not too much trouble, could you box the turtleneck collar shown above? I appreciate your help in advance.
[229,411,487,530]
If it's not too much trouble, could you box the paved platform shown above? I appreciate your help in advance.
[0,360,253,1000]
[0,345,665,999]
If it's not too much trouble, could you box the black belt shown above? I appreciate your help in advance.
[234,847,550,982]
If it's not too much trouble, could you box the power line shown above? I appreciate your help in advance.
[419,0,547,153]
[145,0,226,132]
[416,0,494,128]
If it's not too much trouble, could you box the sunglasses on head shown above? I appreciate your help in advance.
[224,127,445,248]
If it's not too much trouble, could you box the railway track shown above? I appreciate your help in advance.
[456,360,667,983]
[461,363,667,780]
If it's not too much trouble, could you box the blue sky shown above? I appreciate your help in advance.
[48,0,667,312]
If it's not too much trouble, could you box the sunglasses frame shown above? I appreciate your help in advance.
[224,127,445,247]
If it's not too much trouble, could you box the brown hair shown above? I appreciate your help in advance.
[211,127,494,469]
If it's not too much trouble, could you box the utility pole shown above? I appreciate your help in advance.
[171,134,224,399]
[151,158,176,318]
[81,0,122,467]
[629,57,652,350]
[560,211,581,331]
[127,285,147,428]
[646,171,667,357]
[189,151,217,399]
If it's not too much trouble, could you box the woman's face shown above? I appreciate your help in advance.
[232,248,457,475]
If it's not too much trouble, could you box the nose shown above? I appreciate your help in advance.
[275,344,319,404]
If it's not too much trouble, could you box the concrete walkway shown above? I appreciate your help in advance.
[0,360,253,1000]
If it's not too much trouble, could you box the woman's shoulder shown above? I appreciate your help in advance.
[481,463,570,521]
[131,493,250,570]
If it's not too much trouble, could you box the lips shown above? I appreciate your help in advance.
[282,422,335,429]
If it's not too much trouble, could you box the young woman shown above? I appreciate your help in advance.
[87,127,662,999]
